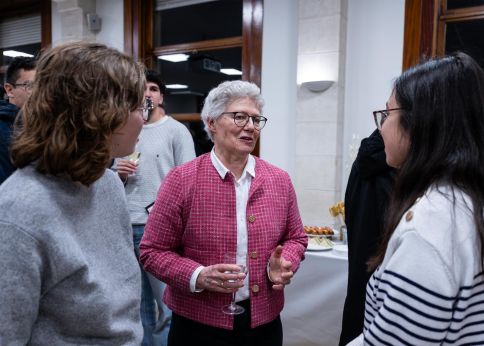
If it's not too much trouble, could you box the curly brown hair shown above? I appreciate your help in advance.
[11,41,145,186]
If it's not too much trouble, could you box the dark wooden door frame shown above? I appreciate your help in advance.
[0,0,51,49]
[125,0,262,86]
[0,0,50,75]
[402,0,437,70]
[402,0,484,70]
[124,0,263,156]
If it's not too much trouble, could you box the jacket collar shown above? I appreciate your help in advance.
[210,149,255,181]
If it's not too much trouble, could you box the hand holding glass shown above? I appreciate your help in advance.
[222,253,247,315]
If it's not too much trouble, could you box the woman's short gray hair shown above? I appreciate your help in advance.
[201,80,264,140]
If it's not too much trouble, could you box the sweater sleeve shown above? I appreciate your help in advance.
[363,230,457,345]
[0,222,43,344]
[173,122,196,166]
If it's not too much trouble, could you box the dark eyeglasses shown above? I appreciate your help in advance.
[372,108,402,130]
[9,81,34,91]
[221,112,268,130]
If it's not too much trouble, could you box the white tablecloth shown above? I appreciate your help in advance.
[282,247,348,346]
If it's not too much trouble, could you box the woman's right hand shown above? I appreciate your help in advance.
[115,159,137,181]
[196,264,246,293]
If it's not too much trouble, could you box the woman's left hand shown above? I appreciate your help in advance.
[268,245,294,290]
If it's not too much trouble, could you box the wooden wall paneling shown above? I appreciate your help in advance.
[420,0,438,59]
[40,0,51,49]
[171,113,203,122]
[402,0,422,70]
[141,0,154,68]
[242,0,263,156]
[402,0,438,70]
[124,0,153,64]
[152,37,243,56]
[124,0,134,56]
[435,3,446,56]
[440,6,484,21]
[242,0,263,87]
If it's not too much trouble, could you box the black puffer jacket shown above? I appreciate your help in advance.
[0,100,19,184]
[339,129,396,346]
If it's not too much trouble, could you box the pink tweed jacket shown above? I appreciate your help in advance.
[140,153,307,329]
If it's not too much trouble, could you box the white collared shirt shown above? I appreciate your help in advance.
[189,150,255,301]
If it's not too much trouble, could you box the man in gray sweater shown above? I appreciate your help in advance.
[115,70,196,346]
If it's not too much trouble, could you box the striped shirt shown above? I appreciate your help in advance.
[359,186,484,345]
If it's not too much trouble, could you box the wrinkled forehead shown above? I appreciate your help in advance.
[225,96,261,112]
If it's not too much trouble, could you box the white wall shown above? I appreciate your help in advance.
[342,0,404,193]
[260,0,298,179]
[51,0,124,52]
[96,0,124,52]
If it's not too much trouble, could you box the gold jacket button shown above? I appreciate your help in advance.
[405,211,414,222]
[248,215,256,223]
[252,284,260,293]
[250,251,257,259]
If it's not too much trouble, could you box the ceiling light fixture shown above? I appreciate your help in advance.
[3,50,34,58]
[220,68,242,76]
[166,84,188,89]
[158,53,189,63]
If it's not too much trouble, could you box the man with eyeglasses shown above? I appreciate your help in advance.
[114,69,195,346]
[0,56,36,184]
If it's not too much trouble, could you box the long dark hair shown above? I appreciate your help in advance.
[368,52,484,270]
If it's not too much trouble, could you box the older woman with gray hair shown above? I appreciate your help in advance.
[140,80,307,346]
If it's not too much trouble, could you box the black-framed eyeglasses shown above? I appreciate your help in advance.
[372,108,402,130]
[8,81,34,91]
[221,112,268,130]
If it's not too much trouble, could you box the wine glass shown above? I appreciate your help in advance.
[127,151,140,164]
[126,150,140,177]
[222,252,247,315]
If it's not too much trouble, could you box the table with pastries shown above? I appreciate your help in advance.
[282,242,348,346]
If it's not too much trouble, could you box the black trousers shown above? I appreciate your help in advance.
[167,300,283,346]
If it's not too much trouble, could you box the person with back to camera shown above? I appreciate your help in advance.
[0,41,146,345]
[114,69,196,346]
[347,52,484,345]
[139,80,308,346]
[338,129,395,346]
[0,56,36,184]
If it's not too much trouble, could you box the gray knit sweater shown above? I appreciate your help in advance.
[121,116,195,225]
[0,166,142,345]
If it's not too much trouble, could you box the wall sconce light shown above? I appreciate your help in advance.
[301,80,334,93]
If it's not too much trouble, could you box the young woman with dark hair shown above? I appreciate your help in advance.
[349,52,484,345]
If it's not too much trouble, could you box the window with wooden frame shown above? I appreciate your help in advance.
[403,0,484,69]
[0,0,51,98]
[124,0,263,156]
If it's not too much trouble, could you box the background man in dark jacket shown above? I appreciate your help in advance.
[0,57,36,184]
[339,130,395,346]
